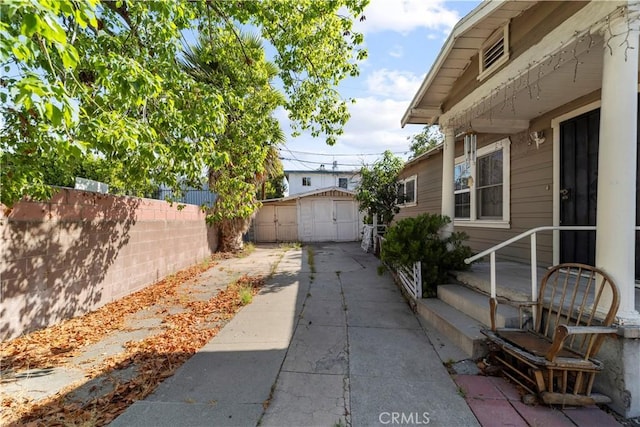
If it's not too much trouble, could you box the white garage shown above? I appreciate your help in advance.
[253,187,363,243]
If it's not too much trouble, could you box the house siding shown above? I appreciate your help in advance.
[444,1,588,113]
[395,153,443,222]
[286,171,360,195]
[459,131,554,266]
[395,131,557,267]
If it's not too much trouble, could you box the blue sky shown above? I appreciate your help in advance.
[279,0,480,172]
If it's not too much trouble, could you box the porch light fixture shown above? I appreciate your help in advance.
[530,131,545,149]
[464,132,477,166]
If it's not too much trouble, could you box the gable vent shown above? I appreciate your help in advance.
[478,23,510,81]
[483,36,505,69]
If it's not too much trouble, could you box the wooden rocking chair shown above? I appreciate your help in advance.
[482,263,620,406]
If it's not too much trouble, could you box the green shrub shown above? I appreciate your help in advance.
[381,214,472,297]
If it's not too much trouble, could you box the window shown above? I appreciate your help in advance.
[454,162,471,219]
[302,177,311,186]
[338,177,348,189]
[478,23,509,81]
[397,175,417,207]
[454,138,510,228]
[477,150,503,218]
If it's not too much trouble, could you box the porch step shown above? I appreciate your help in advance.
[438,284,522,328]
[416,298,487,359]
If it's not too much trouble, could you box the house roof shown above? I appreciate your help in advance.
[262,186,356,203]
[402,143,444,169]
[401,1,536,127]
[402,1,625,133]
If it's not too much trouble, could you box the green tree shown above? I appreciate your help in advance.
[407,125,443,159]
[181,31,285,251]
[0,0,368,223]
[354,150,404,226]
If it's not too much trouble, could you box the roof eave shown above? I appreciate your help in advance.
[400,0,510,127]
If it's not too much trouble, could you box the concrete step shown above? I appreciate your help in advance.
[438,284,523,329]
[416,298,487,359]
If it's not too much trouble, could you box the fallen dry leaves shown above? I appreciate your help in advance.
[1,254,265,427]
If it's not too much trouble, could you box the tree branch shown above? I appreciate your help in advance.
[208,1,252,65]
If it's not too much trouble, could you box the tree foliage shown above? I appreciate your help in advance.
[407,125,443,159]
[381,214,472,297]
[354,150,404,226]
[0,0,368,213]
[181,30,285,250]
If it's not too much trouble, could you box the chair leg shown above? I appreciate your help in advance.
[534,369,546,393]
[489,297,497,331]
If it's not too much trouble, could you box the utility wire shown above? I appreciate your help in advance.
[281,148,407,157]
[280,146,317,170]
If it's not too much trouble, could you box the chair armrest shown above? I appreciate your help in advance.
[545,324,618,362]
[558,325,618,335]
[511,300,536,307]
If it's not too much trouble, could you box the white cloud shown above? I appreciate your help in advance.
[338,96,417,152]
[356,0,460,34]
[365,69,424,100]
[389,44,403,58]
[279,96,422,170]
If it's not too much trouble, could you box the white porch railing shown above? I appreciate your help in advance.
[464,225,640,304]
[396,261,422,300]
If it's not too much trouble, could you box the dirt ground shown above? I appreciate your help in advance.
[1,244,291,426]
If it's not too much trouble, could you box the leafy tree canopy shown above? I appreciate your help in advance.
[0,0,368,209]
[354,150,404,226]
[407,125,443,159]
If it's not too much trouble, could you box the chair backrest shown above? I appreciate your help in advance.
[534,263,620,356]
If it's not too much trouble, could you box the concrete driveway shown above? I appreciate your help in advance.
[112,242,478,427]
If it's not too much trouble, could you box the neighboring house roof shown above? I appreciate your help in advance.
[262,186,356,203]
[402,143,444,169]
[401,1,536,126]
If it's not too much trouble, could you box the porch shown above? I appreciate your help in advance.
[418,261,640,360]
[415,259,640,418]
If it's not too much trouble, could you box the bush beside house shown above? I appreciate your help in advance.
[381,213,472,297]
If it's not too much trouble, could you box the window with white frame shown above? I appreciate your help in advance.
[454,138,510,227]
[478,23,509,81]
[338,177,348,189]
[454,162,471,219]
[302,177,311,186]
[398,175,417,207]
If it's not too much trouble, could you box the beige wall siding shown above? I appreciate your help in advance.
[263,199,297,207]
[459,131,554,266]
[394,153,442,223]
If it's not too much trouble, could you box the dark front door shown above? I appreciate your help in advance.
[560,104,640,280]
[559,109,600,266]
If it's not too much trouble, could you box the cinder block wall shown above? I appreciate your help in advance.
[0,188,218,340]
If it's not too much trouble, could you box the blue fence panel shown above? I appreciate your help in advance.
[155,188,217,208]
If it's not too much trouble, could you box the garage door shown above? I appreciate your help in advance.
[275,205,297,241]
[255,205,298,242]
[335,200,357,241]
[255,205,276,242]
[299,198,360,242]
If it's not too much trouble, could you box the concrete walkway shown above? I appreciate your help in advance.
[112,242,479,427]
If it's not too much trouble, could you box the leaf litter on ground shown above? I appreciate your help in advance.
[1,252,265,426]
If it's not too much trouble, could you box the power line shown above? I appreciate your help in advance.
[281,148,407,157]
[280,147,317,170]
